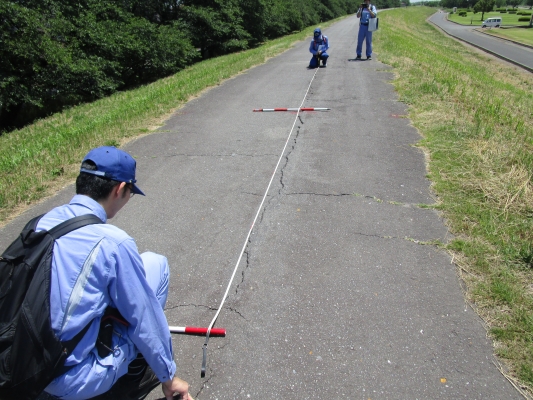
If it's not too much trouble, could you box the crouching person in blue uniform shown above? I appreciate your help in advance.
[309,28,329,68]
[36,146,190,400]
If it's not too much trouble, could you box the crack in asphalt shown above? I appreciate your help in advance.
[229,117,440,304]
[196,367,214,398]
[284,191,436,209]
[351,231,442,246]
[152,153,277,158]
[164,303,247,322]
[228,123,304,304]
[164,303,218,312]
[195,340,231,398]
[233,245,251,297]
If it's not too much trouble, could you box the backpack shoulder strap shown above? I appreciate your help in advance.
[48,214,103,377]
[48,214,103,240]
[23,214,45,231]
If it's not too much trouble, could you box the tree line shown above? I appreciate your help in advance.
[440,0,533,10]
[0,0,404,132]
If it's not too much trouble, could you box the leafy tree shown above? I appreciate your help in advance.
[180,0,251,58]
[1,0,196,130]
[473,0,495,19]
[506,0,519,8]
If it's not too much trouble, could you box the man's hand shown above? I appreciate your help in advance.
[162,376,189,400]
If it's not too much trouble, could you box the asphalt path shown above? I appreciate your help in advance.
[429,11,533,72]
[0,14,524,400]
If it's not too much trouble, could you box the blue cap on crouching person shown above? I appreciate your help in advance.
[314,28,322,40]
[80,146,145,196]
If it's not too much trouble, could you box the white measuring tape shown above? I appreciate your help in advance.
[201,66,323,377]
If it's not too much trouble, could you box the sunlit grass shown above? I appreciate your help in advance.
[448,10,532,26]
[375,7,533,395]
[483,27,533,46]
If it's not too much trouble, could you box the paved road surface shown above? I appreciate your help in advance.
[429,11,533,72]
[0,14,524,400]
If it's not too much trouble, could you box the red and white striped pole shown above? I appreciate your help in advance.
[253,107,330,112]
[169,326,226,336]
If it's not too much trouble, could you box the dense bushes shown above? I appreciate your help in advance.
[0,0,401,131]
[0,0,197,129]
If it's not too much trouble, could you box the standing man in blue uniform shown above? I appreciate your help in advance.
[309,28,329,68]
[356,0,378,60]
[38,146,190,400]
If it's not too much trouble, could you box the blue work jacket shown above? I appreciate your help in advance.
[39,195,176,399]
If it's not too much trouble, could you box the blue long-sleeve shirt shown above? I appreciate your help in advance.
[358,5,377,24]
[39,195,176,399]
[309,35,329,55]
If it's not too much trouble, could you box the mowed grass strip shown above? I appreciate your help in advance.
[483,28,533,47]
[0,22,334,224]
[375,6,533,395]
[448,10,532,26]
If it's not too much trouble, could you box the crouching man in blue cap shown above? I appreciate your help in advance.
[308,28,329,68]
[37,146,190,400]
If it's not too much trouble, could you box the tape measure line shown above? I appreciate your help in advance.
[253,107,330,112]
[201,66,322,378]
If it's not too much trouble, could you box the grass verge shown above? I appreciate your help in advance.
[448,10,532,26]
[375,6,533,396]
[0,21,339,225]
[482,28,533,47]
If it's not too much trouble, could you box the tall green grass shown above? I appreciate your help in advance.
[375,7,533,395]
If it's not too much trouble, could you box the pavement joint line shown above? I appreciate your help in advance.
[283,192,437,209]
[165,303,218,312]
[350,231,441,245]
[156,153,278,158]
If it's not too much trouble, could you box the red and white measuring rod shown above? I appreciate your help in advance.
[253,107,330,112]
[169,326,226,337]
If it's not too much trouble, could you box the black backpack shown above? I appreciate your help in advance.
[0,213,102,400]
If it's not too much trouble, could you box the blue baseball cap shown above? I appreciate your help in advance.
[313,28,322,39]
[80,146,145,196]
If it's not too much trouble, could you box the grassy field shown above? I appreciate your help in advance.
[448,9,532,26]
[376,7,533,396]
[483,27,533,46]
[447,9,533,46]
[1,5,533,397]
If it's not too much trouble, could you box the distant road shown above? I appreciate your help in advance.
[429,11,533,72]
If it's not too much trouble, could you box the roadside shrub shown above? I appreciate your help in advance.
[518,16,531,21]
[458,11,467,16]
[508,10,516,13]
